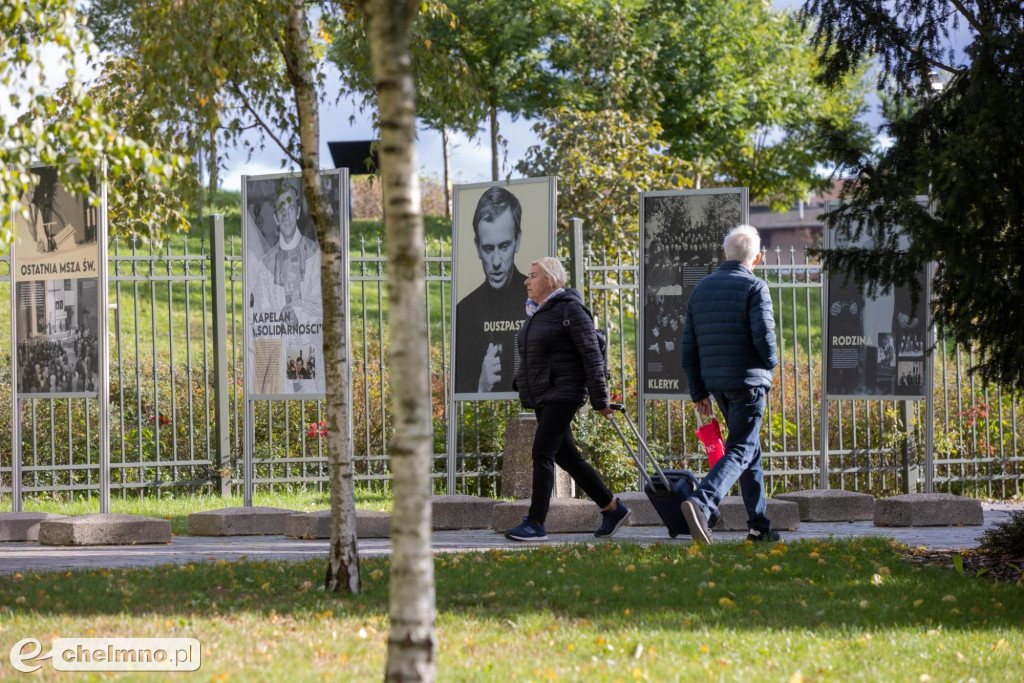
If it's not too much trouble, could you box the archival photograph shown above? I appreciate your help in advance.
[244,172,342,398]
[640,189,746,399]
[825,217,928,398]
[452,178,555,400]
[15,278,100,397]
[12,166,102,398]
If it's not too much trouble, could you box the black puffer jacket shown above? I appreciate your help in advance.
[513,288,609,410]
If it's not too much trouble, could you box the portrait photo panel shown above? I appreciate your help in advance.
[243,171,344,398]
[452,177,556,400]
[640,188,747,399]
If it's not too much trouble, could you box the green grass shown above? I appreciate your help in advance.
[2,538,1021,680]
[18,489,392,535]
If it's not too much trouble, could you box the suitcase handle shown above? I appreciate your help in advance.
[608,404,672,492]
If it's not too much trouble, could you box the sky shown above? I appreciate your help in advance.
[222,65,537,191]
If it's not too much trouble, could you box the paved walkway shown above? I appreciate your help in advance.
[1,503,1018,575]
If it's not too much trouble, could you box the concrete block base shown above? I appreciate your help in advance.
[501,415,572,499]
[284,509,391,539]
[187,506,300,536]
[776,489,875,522]
[431,495,497,530]
[874,493,984,527]
[492,497,601,534]
[356,510,391,538]
[0,512,66,542]
[38,514,171,546]
[618,491,660,526]
[711,497,801,531]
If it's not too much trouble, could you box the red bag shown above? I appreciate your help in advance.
[694,409,725,468]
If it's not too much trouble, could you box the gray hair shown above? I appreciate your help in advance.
[531,256,568,288]
[723,224,761,264]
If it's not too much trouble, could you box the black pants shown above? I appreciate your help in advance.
[528,402,614,523]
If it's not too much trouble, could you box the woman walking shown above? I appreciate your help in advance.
[504,257,631,541]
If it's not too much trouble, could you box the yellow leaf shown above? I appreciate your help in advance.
[941,595,956,603]
[718,597,736,608]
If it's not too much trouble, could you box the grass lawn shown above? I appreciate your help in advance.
[18,489,393,535]
[2,537,1021,680]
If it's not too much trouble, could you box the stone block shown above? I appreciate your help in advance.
[38,514,171,546]
[283,509,391,539]
[501,415,572,499]
[711,497,801,531]
[0,512,66,542]
[356,510,391,538]
[775,489,875,522]
[617,491,660,526]
[431,495,497,530]
[492,497,600,534]
[186,506,300,536]
[873,493,984,527]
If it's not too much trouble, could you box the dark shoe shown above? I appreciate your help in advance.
[594,499,632,538]
[681,499,713,544]
[746,528,781,543]
[504,517,548,542]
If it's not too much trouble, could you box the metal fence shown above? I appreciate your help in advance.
[1,221,1022,505]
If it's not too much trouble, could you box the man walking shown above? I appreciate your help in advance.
[680,225,779,544]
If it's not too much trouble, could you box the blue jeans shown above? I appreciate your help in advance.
[689,387,771,533]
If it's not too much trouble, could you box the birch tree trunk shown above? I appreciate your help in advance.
[489,104,499,181]
[442,124,452,220]
[280,0,361,594]
[207,127,219,197]
[359,0,437,679]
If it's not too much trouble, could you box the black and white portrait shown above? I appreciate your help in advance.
[244,172,343,397]
[452,178,555,400]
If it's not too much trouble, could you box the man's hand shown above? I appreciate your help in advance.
[598,406,614,419]
[694,397,712,417]
[477,343,502,392]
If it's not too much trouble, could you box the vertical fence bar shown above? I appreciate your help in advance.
[10,227,22,512]
[210,215,231,496]
[570,218,584,290]
[99,168,111,513]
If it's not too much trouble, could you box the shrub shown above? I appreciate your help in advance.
[979,510,1024,556]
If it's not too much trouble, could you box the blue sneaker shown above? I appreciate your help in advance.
[504,517,548,542]
[594,499,632,538]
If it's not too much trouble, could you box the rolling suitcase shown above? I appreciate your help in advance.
[608,404,699,538]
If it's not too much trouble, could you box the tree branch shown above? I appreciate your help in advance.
[948,0,985,33]
[228,81,301,165]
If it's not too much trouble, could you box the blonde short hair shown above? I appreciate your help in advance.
[531,257,568,289]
